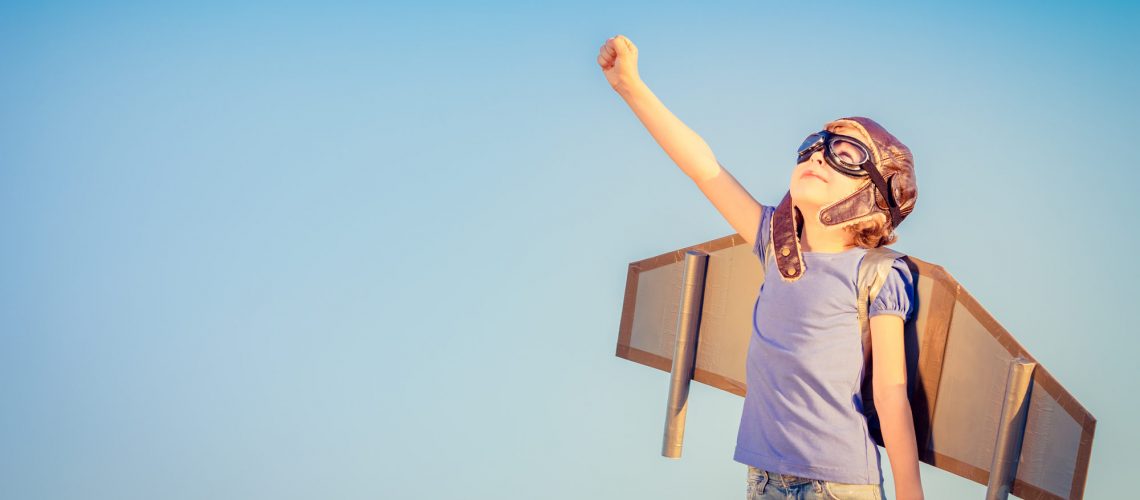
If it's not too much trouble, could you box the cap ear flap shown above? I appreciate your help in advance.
[818,181,876,227]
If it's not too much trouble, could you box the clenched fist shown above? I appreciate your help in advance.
[598,34,641,93]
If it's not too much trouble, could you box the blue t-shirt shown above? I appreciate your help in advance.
[733,203,915,484]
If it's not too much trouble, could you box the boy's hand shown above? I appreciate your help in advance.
[597,34,641,93]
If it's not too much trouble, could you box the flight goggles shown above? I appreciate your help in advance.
[796,130,874,178]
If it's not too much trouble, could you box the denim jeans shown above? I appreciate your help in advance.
[746,465,885,500]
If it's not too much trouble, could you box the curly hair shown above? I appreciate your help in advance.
[844,212,898,249]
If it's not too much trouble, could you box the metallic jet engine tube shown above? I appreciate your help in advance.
[986,357,1037,500]
[662,250,709,459]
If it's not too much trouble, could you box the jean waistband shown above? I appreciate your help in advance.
[748,466,816,487]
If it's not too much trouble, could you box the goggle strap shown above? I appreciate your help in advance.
[860,156,903,226]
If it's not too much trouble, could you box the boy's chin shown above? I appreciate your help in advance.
[789,191,832,210]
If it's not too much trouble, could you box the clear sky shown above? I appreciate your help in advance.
[2,1,1137,498]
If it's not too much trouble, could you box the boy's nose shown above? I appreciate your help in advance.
[797,148,826,166]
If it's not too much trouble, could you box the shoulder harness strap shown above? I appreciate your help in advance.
[856,246,907,364]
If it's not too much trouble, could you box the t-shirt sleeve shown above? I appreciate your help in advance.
[751,204,775,266]
[869,257,915,321]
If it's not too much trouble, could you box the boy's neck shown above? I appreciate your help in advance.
[797,205,857,253]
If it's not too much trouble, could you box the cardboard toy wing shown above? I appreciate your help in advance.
[614,232,1095,500]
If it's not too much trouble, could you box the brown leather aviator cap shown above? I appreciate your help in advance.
[770,116,918,283]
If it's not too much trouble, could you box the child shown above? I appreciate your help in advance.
[598,35,924,500]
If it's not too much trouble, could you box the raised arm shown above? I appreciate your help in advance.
[598,35,764,245]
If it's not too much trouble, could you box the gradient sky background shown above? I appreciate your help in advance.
[2,1,1137,499]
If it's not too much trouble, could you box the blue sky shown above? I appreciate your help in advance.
[1,1,1137,498]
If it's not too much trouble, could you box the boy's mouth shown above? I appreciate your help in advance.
[801,170,828,183]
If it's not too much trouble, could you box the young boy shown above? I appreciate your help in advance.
[599,34,924,500]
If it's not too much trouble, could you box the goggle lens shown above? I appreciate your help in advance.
[829,137,868,165]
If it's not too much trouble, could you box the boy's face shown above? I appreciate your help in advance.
[789,124,873,215]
